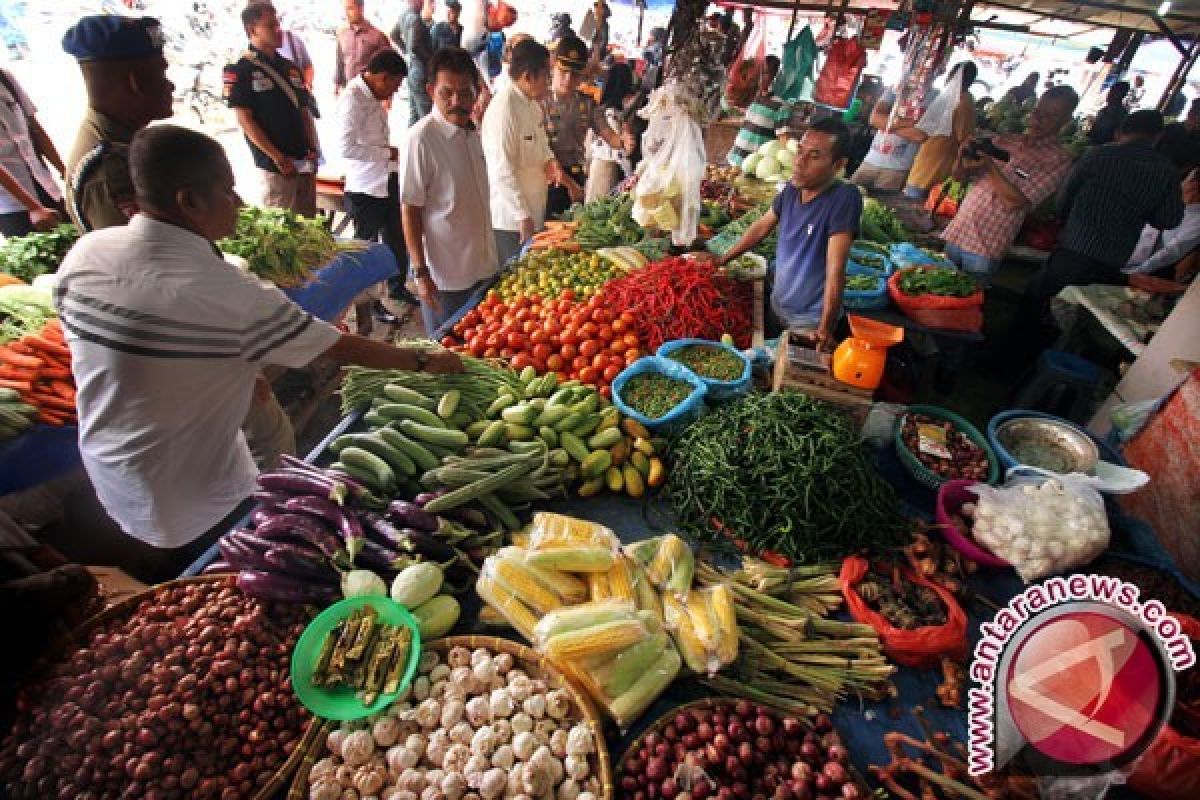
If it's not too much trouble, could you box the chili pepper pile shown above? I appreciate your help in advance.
[619,372,694,419]
[665,344,745,381]
[603,258,753,351]
[669,391,906,562]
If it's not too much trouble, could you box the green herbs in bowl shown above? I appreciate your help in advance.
[666,343,746,382]
[896,267,977,298]
[846,274,883,292]
[621,372,696,419]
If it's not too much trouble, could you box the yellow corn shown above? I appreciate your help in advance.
[543,619,648,663]
[527,545,615,573]
[529,512,616,548]
[588,570,611,601]
[533,600,638,643]
[476,573,537,640]
[687,590,720,651]
[499,546,588,605]
[490,557,563,615]
[590,632,667,698]
[610,646,681,730]
[663,593,711,675]
[510,529,532,548]
[709,584,739,667]
[606,554,637,603]
[648,534,694,594]
[556,657,607,708]
[635,572,664,624]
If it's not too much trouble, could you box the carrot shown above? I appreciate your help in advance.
[39,323,65,342]
[0,347,41,369]
[0,378,33,392]
[0,366,36,381]
[36,409,68,426]
[50,380,75,401]
[36,366,71,380]
[30,393,75,413]
[23,336,71,360]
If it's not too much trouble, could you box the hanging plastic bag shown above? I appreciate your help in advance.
[772,26,818,103]
[812,36,867,110]
[839,556,968,669]
[725,12,767,110]
[915,67,965,137]
[631,83,706,247]
[460,0,488,52]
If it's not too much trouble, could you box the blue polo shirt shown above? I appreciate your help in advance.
[770,181,862,327]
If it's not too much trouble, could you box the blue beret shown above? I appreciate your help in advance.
[62,15,164,62]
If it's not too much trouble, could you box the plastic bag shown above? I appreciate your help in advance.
[916,68,965,138]
[772,26,818,103]
[725,12,767,110]
[965,471,1111,582]
[656,338,753,401]
[611,356,708,433]
[625,534,695,598]
[812,37,867,110]
[632,83,706,246]
[525,512,619,573]
[839,556,968,669]
[460,0,488,50]
[662,586,738,676]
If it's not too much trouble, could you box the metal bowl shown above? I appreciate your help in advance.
[994,416,1099,475]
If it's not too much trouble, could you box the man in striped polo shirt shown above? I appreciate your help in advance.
[54,125,461,583]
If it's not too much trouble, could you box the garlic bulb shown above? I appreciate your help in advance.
[557,780,581,800]
[387,745,420,775]
[478,768,507,800]
[491,744,515,770]
[354,764,388,796]
[564,755,589,782]
[311,757,339,783]
[442,772,469,800]
[382,789,415,800]
[545,690,571,720]
[426,731,451,767]
[464,754,490,787]
[373,715,402,748]
[342,730,376,767]
[472,659,495,688]
[511,712,534,735]
[448,721,475,745]
[489,688,516,719]
[430,664,452,683]
[565,725,594,756]
[493,653,514,675]
[549,729,569,758]
[405,733,428,759]
[413,676,432,703]
[421,785,446,800]
[310,776,343,800]
[398,769,426,793]
[508,675,534,703]
[534,719,558,743]
[519,760,553,796]
[419,651,440,673]
[335,764,357,786]
[450,665,476,694]
[531,745,562,784]
[426,769,445,788]
[416,698,442,729]
[577,793,597,800]
[443,743,471,773]
[441,699,466,729]
[447,646,472,669]
[471,649,492,668]
[512,731,538,762]
[465,696,492,727]
[492,719,513,744]
[522,694,547,719]
[327,728,349,756]
[471,725,498,757]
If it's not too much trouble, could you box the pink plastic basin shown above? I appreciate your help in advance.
[934,480,1011,568]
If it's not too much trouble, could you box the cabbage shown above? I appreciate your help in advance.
[742,154,763,175]
[758,140,782,159]
[776,149,794,168]
[755,157,781,182]
[787,139,800,153]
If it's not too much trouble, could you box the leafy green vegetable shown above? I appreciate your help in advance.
[0,284,56,343]
[706,204,779,259]
[896,266,977,297]
[860,198,911,244]
[0,224,80,283]
[218,206,364,287]
[846,274,882,292]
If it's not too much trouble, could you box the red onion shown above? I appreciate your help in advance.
[821,763,846,786]
[661,779,679,800]
[647,757,669,782]
[840,785,860,800]
[825,745,848,764]
[754,716,775,737]
[697,722,714,742]
[713,733,731,753]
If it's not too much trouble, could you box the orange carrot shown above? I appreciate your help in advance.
[23,336,71,360]
[0,366,35,381]
[0,348,41,369]
[50,380,75,401]
[36,409,68,426]
[36,366,71,380]
[0,378,33,392]
[31,393,75,413]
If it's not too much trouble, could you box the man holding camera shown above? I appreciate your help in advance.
[940,86,1079,286]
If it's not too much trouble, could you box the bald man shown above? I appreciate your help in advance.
[61,15,174,231]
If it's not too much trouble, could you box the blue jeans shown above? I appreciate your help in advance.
[421,281,486,337]
[902,185,928,200]
[944,242,1001,287]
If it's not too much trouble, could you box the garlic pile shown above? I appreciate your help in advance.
[965,478,1110,582]
[308,645,602,800]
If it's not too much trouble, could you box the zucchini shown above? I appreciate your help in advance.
[397,419,470,449]
[378,427,441,472]
[363,410,388,428]
[532,404,570,427]
[559,431,590,463]
[588,427,623,450]
[538,426,559,448]
[465,420,492,439]
[501,403,538,426]
[485,392,517,417]
[554,412,586,432]
[572,413,602,438]
[328,460,383,490]
[383,384,436,410]
[504,423,535,441]
[377,403,447,429]
[339,447,396,490]
[581,450,612,479]
[350,433,418,476]
[477,420,508,448]
[423,462,533,512]
[449,411,473,430]
[437,389,461,419]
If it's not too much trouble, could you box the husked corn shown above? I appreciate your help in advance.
[663,593,711,675]
[606,554,637,603]
[588,571,611,601]
[489,556,563,615]
[686,589,721,651]
[543,619,647,662]
[709,584,739,666]
[476,573,538,640]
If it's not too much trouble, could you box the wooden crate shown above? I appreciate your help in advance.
[772,331,874,419]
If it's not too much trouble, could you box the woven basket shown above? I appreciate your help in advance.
[616,698,871,799]
[16,575,315,800]
[894,404,999,490]
[288,634,615,800]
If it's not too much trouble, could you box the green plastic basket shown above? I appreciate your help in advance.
[290,595,421,721]
[894,404,1000,490]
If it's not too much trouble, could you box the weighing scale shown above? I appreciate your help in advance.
[832,315,905,390]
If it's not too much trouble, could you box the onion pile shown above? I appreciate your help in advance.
[0,577,310,799]
[618,703,860,800]
[900,415,989,482]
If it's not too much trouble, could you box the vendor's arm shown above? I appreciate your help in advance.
[816,231,854,351]
[868,97,893,131]
[29,117,65,178]
[716,208,778,266]
[234,108,296,175]
[887,120,928,144]
[0,164,59,230]
[325,333,462,372]
[1124,215,1200,275]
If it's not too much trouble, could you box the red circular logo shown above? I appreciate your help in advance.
[1006,610,1166,767]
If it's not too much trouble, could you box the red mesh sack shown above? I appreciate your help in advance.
[839,556,968,669]
[812,37,867,110]
[888,269,984,332]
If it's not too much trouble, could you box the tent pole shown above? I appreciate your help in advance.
[787,2,800,41]
[1159,37,1198,112]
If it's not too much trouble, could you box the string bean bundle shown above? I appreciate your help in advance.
[669,391,906,561]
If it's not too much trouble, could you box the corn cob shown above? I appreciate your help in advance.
[533,600,637,643]
[687,589,721,651]
[529,512,618,549]
[634,566,664,624]
[647,534,695,595]
[556,657,607,708]
[625,536,661,568]
[497,546,588,604]
[709,584,739,667]
[588,570,611,601]
[636,609,664,635]
[606,554,637,603]
[663,593,712,675]
[476,572,538,640]
[488,556,563,615]
[543,618,647,663]
[526,545,616,573]
[591,632,668,697]
[609,646,682,730]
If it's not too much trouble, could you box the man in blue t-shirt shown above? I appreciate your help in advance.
[716,118,862,350]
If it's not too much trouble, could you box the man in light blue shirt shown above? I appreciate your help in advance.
[1124,170,1199,282]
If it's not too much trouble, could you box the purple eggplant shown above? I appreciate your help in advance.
[252,489,293,508]
[251,508,276,527]
[283,495,364,559]
[442,506,490,530]
[365,514,459,562]
[263,547,337,582]
[236,570,338,604]
[218,536,273,572]
[256,470,349,505]
[356,538,407,572]
[413,490,446,507]
[387,500,439,533]
[253,512,342,557]
[281,455,373,496]
[201,560,236,575]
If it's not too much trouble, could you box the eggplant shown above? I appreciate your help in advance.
[387,500,439,533]
[281,455,372,497]
[236,570,338,604]
[356,538,407,572]
[218,536,273,572]
[283,495,364,559]
[201,560,236,575]
[253,513,342,557]
[364,514,458,562]
[256,471,349,505]
[263,547,337,582]
[441,506,490,530]
[413,490,446,507]
[251,508,275,527]
[251,489,293,508]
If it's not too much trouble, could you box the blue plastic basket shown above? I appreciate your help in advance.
[656,338,752,401]
[888,242,952,270]
[842,263,890,310]
[848,246,893,276]
[612,357,708,434]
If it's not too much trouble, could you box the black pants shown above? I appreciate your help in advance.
[345,173,409,291]
[546,164,585,220]
[0,185,64,238]
[1013,247,1126,362]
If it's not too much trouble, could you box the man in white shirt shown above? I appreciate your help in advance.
[1124,170,1200,283]
[0,68,66,237]
[55,125,462,583]
[338,49,410,332]
[402,47,499,335]
[480,38,563,266]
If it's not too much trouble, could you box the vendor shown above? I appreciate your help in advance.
[62,14,174,232]
[715,118,862,350]
[54,125,463,584]
[542,36,619,218]
[1124,169,1200,286]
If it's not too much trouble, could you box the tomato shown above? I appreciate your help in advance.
[561,288,576,302]
[599,385,612,399]
[579,366,601,384]
[592,352,608,369]
[623,333,640,349]
[511,353,533,370]
[532,343,553,361]
[597,324,614,342]
[506,332,525,349]
[530,330,549,345]
[610,318,626,334]
[484,347,500,359]
[625,353,640,367]
[560,327,580,346]
[560,343,578,360]
[620,311,636,327]
[546,354,564,371]
[543,318,562,336]
[469,342,486,358]
[552,371,567,384]
[579,322,597,339]
[485,333,503,349]
[624,347,641,362]
[580,340,601,358]
[572,355,590,371]
[602,365,621,383]
[591,309,612,325]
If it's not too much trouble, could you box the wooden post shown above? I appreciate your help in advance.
[1158,37,1199,112]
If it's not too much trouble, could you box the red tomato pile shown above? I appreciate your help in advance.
[442,289,644,396]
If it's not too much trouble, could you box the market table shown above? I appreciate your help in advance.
[1050,284,1158,357]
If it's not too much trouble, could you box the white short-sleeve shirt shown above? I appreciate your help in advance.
[400,108,499,291]
[54,216,340,548]
[480,82,553,231]
[0,69,61,213]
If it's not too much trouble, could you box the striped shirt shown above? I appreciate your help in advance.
[55,216,339,548]
[1057,141,1185,268]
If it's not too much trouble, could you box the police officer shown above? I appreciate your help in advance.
[542,36,619,218]
[61,15,174,231]
[225,2,321,216]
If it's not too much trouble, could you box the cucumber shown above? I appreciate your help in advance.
[437,389,461,419]
[533,405,570,427]
[570,395,599,415]
[538,426,559,448]
[581,450,612,479]
[572,413,602,438]
[423,462,534,512]
[398,419,470,449]
[364,410,388,428]
[449,411,473,430]
[524,375,546,399]
[383,384,436,410]
[606,466,625,493]
[328,460,383,489]
[486,392,517,417]
[501,403,538,426]
[623,464,646,498]
[504,423,535,441]
[465,420,492,439]
[377,403,447,429]
[507,439,545,456]
[346,433,417,476]
[554,412,586,433]
[560,431,590,463]
[547,387,575,406]
[548,448,571,468]
[630,451,651,476]
[378,427,441,472]
[518,365,538,385]
[477,420,508,448]
[595,407,621,433]
[339,446,396,490]
[588,427,623,450]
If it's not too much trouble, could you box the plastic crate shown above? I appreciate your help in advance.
[656,338,752,401]
[847,246,893,276]
[842,263,890,310]
[611,357,707,434]
[894,404,1000,490]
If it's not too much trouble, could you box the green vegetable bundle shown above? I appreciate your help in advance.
[564,193,644,249]
[340,347,523,417]
[0,224,79,283]
[896,266,977,298]
[219,206,364,287]
[859,198,910,245]
[669,391,906,561]
[706,204,779,259]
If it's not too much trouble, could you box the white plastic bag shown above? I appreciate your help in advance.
[632,81,706,246]
[916,66,965,138]
[460,0,488,53]
[966,469,1110,583]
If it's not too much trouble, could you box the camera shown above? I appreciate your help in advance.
[965,138,1011,162]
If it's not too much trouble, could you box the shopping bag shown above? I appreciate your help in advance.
[771,26,817,103]
[725,12,767,110]
[916,67,965,137]
[812,36,867,110]
[631,83,706,246]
